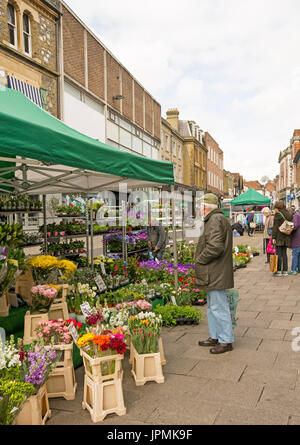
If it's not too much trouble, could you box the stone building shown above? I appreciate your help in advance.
[60,1,161,160]
[223,170,234,198]
[0,0,61,117]
[161,117,184,184]
[232,173,244,197]
[165,108,207,191]
[205,131,224,197]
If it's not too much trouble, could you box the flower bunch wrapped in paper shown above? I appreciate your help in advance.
[30,284,58,313]
[26,255,77,284]
[128,311,163,354]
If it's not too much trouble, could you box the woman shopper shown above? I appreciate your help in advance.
[262,207,274,263]
[246,210,255,236]
[272,201,293,276]
[288,210,300,274]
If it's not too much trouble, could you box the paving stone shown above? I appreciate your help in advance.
[247,303,280,312]
[240,365,298,390]
[277,305,300,314]
[237,317,272,329]
[269,319,300,330]
[291,314,300,322]
[233,336,262,351]
[188,359,246,382]
[163,357,200,375]
[273,351,300,370]
[213,405,288,425]
[256,312,293,321]
[257,339,294,353]
[147,403,221,425]
[288,416,300,425]
[236,310,260,319]
[197,379,264,409]
[258,386,300,417]
[244,327,286,340]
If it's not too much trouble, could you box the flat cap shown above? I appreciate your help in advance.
[200,193,219,205]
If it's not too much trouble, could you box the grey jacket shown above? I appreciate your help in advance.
[195,209,234,291]
[147,225,167,250]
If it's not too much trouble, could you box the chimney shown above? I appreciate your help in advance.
[166,108,179,132]
[293,130,300,159]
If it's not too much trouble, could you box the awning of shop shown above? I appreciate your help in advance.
[7,75,43,108]
[0,87,175,195]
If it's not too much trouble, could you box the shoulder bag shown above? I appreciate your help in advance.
[278,211,294,235]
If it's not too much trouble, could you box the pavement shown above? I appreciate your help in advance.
[47,232,300,425]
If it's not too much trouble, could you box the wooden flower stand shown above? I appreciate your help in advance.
[129,337,166,366]
[80,349,126,422]
[15,270,34,306]
[14,384,51,425]
[23,311,49,345]
[130,344,164,386]
[46,343,77,400]
[55,284,69,302]
[48,300,69,320]
[0,290,9,317]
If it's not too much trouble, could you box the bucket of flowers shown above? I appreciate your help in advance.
[30,284,58,314]
[128,311,165,385]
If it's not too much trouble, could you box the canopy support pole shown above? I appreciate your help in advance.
[42,195,48,255]
[90,199,94,271]
[85,197,89,265]
[171,185,178,304]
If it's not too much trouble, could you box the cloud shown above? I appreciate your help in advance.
[64,0,300,180]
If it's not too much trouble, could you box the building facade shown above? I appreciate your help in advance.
[161,117,183,184]
[233,173,244,196]
[61,2,161,161]
[165,108,207,191]
[0,0,61,117]
[278,130,300,206]
[223,170,234,198]
[205,132,224,197]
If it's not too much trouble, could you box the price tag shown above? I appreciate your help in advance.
[100,262,106,276]
[170,295,177,305]
[68,322,79,342]
[80,302,92,319]
[235,247,239,254]
[95,274,107,292]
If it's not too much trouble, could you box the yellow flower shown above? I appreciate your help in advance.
[57,259,77,275]
[77,333,95,348]
[47,284,60,291]
[26,255,59,269]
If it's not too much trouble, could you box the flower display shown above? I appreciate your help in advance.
[86,310,104,327]
[115,299,152,312]
[34,319,73,345]
[77,329,127,358]
[128,312,163,354]
[22,346,57,390]
[0,336,20,377]
[30,284,58,313]
[26,255,77,284]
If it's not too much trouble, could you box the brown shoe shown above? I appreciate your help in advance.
[210,343,233,354]
[198,337,218,347]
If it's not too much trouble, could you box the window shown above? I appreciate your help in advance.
[7,3,17,47]
[173,141,176,157]
[165,134,169,151]
[178,144,182,160]
[23,13,31,56]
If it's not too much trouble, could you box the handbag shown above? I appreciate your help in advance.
[269,254,278,273]
[267,227,273,236]
[278,211,294,235]
[250,222,256,229]
[266,238,276,254]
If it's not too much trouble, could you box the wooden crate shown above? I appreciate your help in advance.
[80,349,124,384]
[0,291,9,317]
[15,270,34,306]
[129,336,166,366]
[82,373,126,423]
[14,384,51,425]
[23,311,49,345]
[48,300,69,320]
[54,284,69,303]
[131,344,164,386]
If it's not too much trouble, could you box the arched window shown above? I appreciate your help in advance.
[7,2,17,47]
[23,12,31,56]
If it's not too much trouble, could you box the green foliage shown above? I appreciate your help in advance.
[154,304,202,327]
[0,223,24,247]
[0,379,35,425]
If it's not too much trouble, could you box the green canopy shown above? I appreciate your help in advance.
[0,87,174,194]
[230,188,271,206]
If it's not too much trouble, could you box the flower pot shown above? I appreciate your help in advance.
[23,311,50,345]
[14,384,51,425]
[175,317,185,326]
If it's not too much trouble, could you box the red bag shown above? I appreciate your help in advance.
[267,238,276,254]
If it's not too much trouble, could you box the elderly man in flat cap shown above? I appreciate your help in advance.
[195,193,234,354]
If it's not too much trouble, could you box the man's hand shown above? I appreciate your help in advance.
[154,246,159,252]
[148,241,152,248]
[272,239,276,245]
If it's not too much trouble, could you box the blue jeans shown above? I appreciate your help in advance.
[291,247,300,272]
[206,290,234,344]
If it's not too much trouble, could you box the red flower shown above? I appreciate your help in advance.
[114,265,118,271]
[171,281,175,284]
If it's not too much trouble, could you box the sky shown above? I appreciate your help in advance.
[64,0,300,182]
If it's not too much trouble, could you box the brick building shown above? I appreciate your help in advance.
[232,173,244,197]
[61,2,161,160]
[0,0,61,117]
[165,108,207,191]
[205,132,224,197]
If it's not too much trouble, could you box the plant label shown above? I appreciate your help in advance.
[95,274,107,292]
[68,322,79,342]
[100,262,106,275]
[80,302,92,319]
[170,295,177,305]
